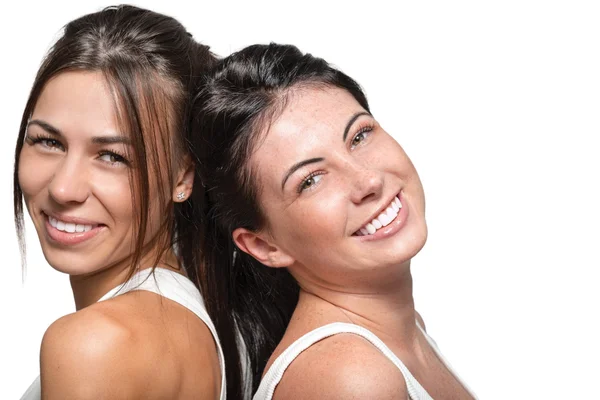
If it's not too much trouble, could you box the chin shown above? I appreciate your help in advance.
[40,248,104,277]
[414,223,428,254]
[386,231,427,270]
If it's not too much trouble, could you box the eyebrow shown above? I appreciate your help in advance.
[281,157,324,190]
[279,111,372,191]
[343,111,372,141]
[91,136,131,145]
[27,119,61,136]
[27,119,131,145]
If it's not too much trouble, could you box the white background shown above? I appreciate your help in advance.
[2,1,599,398]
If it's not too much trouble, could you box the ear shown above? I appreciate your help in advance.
[232,227,295,268]
[173,156,195,202]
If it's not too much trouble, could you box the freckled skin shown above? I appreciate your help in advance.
[252,87,427,290]
[245,87,473,399]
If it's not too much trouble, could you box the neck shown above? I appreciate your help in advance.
[297,261,420,347]
[70,247,180,310]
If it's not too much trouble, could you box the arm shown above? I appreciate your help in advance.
[273,334,407,400]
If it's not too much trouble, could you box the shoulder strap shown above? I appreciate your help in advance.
[253,322,432,400]
[20,376,40,400]
[416,323,478,398]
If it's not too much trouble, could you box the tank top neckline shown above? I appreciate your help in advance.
[98,266,187,301]
[253,321,477,400]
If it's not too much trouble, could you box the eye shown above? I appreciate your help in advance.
[350,125,374,150]
[98,151,129,166]
[41,138,62,149]
[28,135,64,151]
[298,173,323,193]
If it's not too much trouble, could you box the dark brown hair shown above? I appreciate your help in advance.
[190,43,370,393]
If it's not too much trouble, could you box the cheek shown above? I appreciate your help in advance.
[385,140,426,210]
[382,138,411,168]
[91,171,133,221]
[114,170,171,241]
[384,139,422,182]
[18,149,53,202]
[275,188,348,249]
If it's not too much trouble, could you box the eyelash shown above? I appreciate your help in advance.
[98,150,130,167]
[27,134,130,167]
[350,124,375,149]
[295,123,375,194]
[28,134,64,150]
[297,171,324,194]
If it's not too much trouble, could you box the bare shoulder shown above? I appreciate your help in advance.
[40,300,170,399]
[273,332,407,400]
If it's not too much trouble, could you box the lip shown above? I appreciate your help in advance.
[43,212,105,246]
[355,191,403,232]
[354,192,409,242]
[44,211,101,226]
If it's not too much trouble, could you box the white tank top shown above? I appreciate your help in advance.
[253,322,477,400]
[20,268,226,400]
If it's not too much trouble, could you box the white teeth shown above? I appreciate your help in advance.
[383,213,394,227]
[48,216,96,233]
[378,213,389,226]
[386,207,396,219]
[366,223,376,235]
[357,195,402,236]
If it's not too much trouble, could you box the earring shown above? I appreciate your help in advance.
[176,192,186,201]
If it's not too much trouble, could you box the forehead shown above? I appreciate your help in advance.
[250,86,366,191]
[271,86,363,139]
[257,86,364,156]
[32,70,118,136]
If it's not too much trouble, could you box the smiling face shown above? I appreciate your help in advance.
[18,70,167,276]
[246,86,427,287]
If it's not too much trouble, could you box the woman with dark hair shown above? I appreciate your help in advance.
[191,43,478,399]
[16,5,239,399]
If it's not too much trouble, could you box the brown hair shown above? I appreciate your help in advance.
[13,6,245,397]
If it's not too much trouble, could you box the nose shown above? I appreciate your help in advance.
[348,161,384,204]
[48,156,90,205]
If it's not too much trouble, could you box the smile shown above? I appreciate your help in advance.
[48,216,97,233]
[44,213,103,246]
[354,194,403,237]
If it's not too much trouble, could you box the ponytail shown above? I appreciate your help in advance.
[194,173,299,393]
[177,179,247,398]
[189,43,369,395]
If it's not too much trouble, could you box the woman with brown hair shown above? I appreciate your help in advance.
[16,5,241,399]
